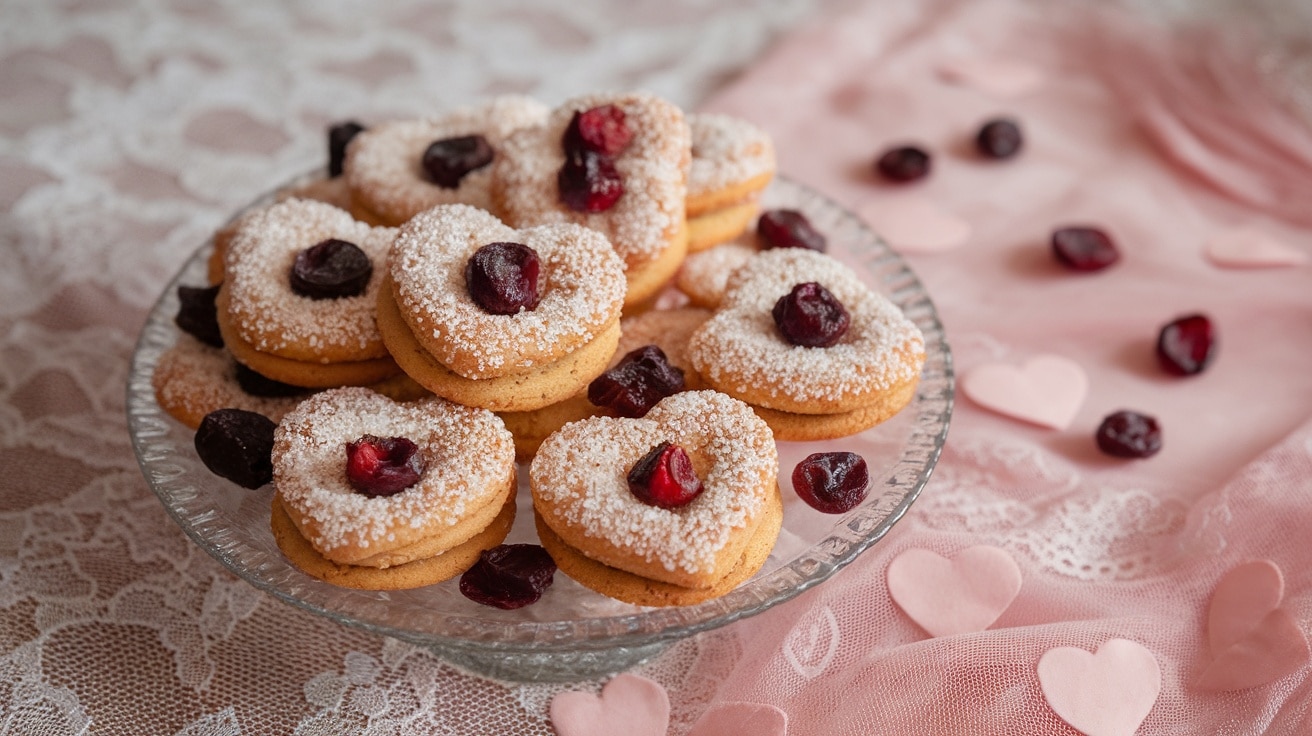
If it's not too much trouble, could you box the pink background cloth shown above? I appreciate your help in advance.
[3,0,1312,733]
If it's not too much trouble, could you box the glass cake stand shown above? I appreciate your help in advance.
[126,173,953,682]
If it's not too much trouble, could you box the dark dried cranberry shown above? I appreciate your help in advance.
[1051,227,1119,272]
[772,282,850,348]
[289,239,373,299]
[194,408,276,489]
[558,149,624,213]
[422,134,494,188]
[1096,410,1162,458]
[757,209,827,252]
[459,544,557,609]
[465,242,541,315]
[628,442,703,509]
[328,121,365,177]
[233,362,309,398]
[875,145,931,182]
[562,105,633,157]
[345,435,425,497]
[975,118,1023,159]
[175,283,224,348]
[792,452,869,514]
[1156,314,1215,376]
[588,345,685,418]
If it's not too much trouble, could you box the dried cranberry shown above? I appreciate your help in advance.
[627,442,703,509]
[289,239,373,299]
[422,134,494,188]
[1051,227,1119,272]
[562,105,633,157]
[233,362,309,398]
[975,118,1023,159]
[792,452,869,514]
[588,345,685,418]
[465,242,541,315]
[459,544,557,609]
[558,149,624,213]
[345,435,425,497]
[328,121,365,177]
[772,282,850,348]
[175,283,224,348]
[757,209,827,252]
[1096,410,1162,458]
[1156,314,1215,376]
[875,145,931,182]
[194,408,276,489]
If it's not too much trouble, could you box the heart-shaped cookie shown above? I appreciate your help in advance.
[961,354,1088,430]
[530,390,779,604]
[550,674,669,736]
[1038,638,1161,736]
[492,92,691,307]
[886,545,1022,637]
[1196,559,1311,690]
[273,387,516,570]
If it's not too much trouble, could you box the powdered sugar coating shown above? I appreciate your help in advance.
[493,92,690,268]
[530,390,775,576]
[223,198,396,361]
[676,242,757,308]
[689,248,925,407]
[152,334,308,426]
[274,387,514,554]
[344,95,549,224]
[688,113,776,199]
[389,204,626,379]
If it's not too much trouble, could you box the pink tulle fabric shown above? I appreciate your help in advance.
[695,0,1312,733]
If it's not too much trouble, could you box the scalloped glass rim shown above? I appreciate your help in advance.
[126,171,952,665]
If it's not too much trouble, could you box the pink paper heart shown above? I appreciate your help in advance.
[1205,228,1309,268]
[1038,639,1161,736]
[936,58,1045,98]
[961,355,1088,429]
[1195,559,1311,690]
[859,196,971,254]
[687,702,788,736]
[550,674,669,736]
[886,545,1022,637]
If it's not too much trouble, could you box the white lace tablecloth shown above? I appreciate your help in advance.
[7,1,1312,735]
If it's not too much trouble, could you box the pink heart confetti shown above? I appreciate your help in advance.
[1195,559,1311,690]
[961,354,1088,430]
[1038,639,1161,736]
[1205,228,1309,268]
[936,58,1045,98]
[550,674,669,736]
[687,702,788,736]
[887,545,1022,637]
[860,196,971,254]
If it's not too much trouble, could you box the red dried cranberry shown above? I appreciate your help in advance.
[975,118,1023,159]
[194,408,276,489]
[757,209,827,252]
[587,345,685,418]
[328,120,365,177]
[875,145,931,182]
[345,435,425,497]
[289,239,372,299]
[233,362,309,398]
[627,442,703,509]
[558,149,624,213]
[792,452,869,514]
[562,105,633,157]
[1051,227,1119,272]
[772,282,850,348]
[422,134,494,188]
[1096,410,1162,458]
[1156,313,1215,376]
[459,544,557,609]
[465,242,541,315]
[175,283,224,348]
